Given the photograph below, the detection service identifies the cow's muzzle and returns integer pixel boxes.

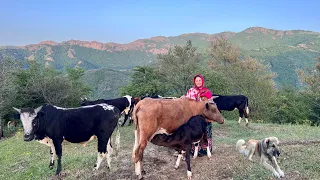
[24,134,35,141]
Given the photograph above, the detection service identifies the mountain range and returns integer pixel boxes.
[1,27,319,98]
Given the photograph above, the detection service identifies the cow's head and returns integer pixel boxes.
[12,106,43,141]
[123,95,134,114]
[202,101,224,124]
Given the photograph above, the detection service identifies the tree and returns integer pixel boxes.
[297,56,320,125]
[206,38,277,121]
[0,58,21,125]
[11,61,91,109]
[120,66,167,97]
[207,35,240,66]
[156,40,202,95]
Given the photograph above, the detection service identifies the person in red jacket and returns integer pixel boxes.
[181,74,213,156]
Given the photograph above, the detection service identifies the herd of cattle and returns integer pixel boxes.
[8,93,249,179]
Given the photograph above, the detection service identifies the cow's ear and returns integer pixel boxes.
[13,107,21,114]
[211,96,219,99]
[34,105,43,114]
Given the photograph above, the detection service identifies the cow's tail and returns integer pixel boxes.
[132,103,141,163]
[115,122,121,151]
[244,97,249,118]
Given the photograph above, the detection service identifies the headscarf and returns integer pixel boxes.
[192,74,212,100]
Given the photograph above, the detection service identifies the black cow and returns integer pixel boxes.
[150,115,210,180]
[212,94,249,126]
[80,95,135,127]
[13,103,121,175]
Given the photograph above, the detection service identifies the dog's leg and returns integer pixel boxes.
[247,144,255,161]
[261,158,281,178]
[271,156,284,178]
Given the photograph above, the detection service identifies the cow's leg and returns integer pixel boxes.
[105,138,113,169]
[53,139,63,175]
[192,142,199,159]
[174,150,185,169]
[49,146,56,168]
[238,110,244,125]
[134,140,147,179]
[244,108,249,126]
[133,132,149,179]
[185,145,192,180]
[129,117,133,126]
[37,138,56,169]
[132,129,142,177]
[94,139,108,170]
[205,138,212,159]
[121,114,129,127]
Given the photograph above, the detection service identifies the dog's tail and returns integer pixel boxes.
[236,139,249,156]
[7,121,12,129]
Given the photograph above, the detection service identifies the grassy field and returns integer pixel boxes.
[0,119,320,180]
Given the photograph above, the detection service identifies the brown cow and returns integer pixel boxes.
[132,97,224,179]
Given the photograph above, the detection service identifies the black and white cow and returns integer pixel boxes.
[150,115,210,180]
[212,94,249,126]
[80,95,135,127]
[13,103,121,175]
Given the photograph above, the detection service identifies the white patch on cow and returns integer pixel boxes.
[234,107,238,111]
[187,170,192,179]
[98,104,114,111]
[207,146,212,158]
[238,117,242,124]
[13,106,42,136]
[37,137,56,164]
[94,152,106,170]
[19,112,37,135]
[133,130,139,160]
[54,103,114,111]
[149,128,171,141]
[135,161,141,176]
[174,153,183,169]
[123,95,132,115]
[193,145,199,159]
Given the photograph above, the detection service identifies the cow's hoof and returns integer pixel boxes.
[49,162,54,169]
[137,174,143,180]
[245,123,249,127]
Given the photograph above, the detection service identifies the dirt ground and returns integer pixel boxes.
[80,127,316,180]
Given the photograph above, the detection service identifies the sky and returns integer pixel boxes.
[0,0,319,46]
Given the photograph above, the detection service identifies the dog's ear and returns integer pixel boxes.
[264,138,270,147]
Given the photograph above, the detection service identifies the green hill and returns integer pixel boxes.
[82,68,133,99]
[1,27,319,98]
